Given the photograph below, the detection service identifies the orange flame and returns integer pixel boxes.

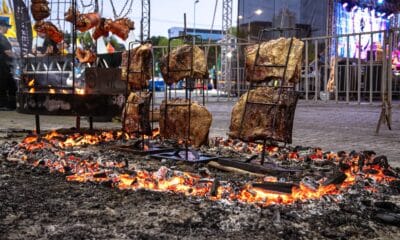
[14,133,399,208]
[28,79,35,87]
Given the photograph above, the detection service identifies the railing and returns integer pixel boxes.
[299,28,400,103]
[149,29,400,104]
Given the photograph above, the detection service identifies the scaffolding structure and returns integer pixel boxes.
[221,0,233,97]
[140,0,150,42]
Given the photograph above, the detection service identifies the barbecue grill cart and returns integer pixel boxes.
[17,0,126,133]
[235,28,302,164]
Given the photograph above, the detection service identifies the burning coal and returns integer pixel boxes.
[6,131,400,208]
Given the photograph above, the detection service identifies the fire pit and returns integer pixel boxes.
[1,128,399,239]
[17,54,126,117]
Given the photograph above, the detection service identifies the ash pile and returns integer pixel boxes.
[0,128,400,239]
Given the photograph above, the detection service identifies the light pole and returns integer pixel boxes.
[193,0,199,41]
[239,9,263,43]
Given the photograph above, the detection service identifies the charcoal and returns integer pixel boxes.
[337,151,347,158]
[374,202,400,212]
[93,172,107,178]
[252,182,298,194]
[301,176,319,191]
[198,167,211,178]
[217,158,300,176]
[322,172,347,186]
[375,212,400,226]
[382,169,398,178]
[365,169,379,174]
[210,178,220,197]
[339,161,351,171]
[370,155,389,169]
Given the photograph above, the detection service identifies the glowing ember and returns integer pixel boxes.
[28,79,35,87]
[10,132,400,208]
[75,88,85,95]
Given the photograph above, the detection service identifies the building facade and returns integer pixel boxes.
[237,0,329,40]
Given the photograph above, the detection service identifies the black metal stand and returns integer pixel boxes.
[238,28,300,165]
[151,33,216,163]
[120,39,173,155]
[35,115,40,134]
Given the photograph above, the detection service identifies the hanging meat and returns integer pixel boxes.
[245,37,304,83]
[65,7,100,32]
[104,18,134,41]
[34,21,63,43]
[122,92,152,135]
[76,48,96,63]
[159,99,212,148]
[228,87,299,143]
[31,0,50,21]
[159,45,208,85]
[92,18,109,40]
[121,43,152,90]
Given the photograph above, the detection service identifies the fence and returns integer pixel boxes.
[150,28,400,104]
[299,28,400,103]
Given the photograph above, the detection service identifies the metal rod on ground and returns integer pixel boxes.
[35,115,40,134]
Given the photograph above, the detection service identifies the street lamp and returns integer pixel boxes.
[193,0,199,43]
[239,9,263,42]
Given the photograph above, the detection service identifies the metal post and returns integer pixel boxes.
[369,33,373,104]
[314,40,319,101]
[335,36,339,103]
[89,116,93,130]
[216,46,220,101]
[346,35,350,103]
[236,44,240,98]
[388,31,393,108]
[357,33,361,104]
[35,115,40,134]
[324,38,328,102]
[305,40,309,101]
[76,116,80,130]
[247,21,250,43]
[381,31,387,103]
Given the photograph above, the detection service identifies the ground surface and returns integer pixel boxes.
[0,100,400,240]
